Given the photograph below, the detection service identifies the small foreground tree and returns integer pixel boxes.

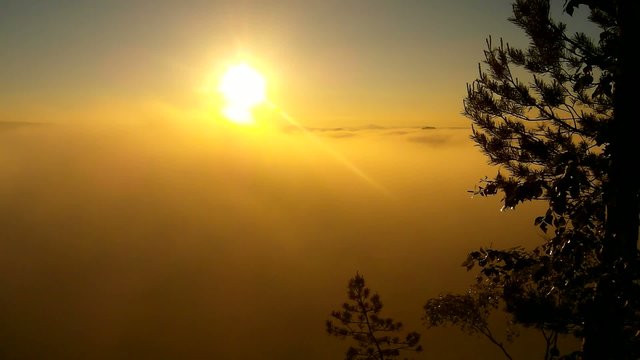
[326,273,422,360]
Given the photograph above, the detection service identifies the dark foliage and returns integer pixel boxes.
[327,273,422,360]
[424,280,517,359]
[428,0,640,359]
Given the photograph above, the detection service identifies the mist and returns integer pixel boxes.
[0,120,548,359]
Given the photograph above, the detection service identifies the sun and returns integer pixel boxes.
[218,63,267,124]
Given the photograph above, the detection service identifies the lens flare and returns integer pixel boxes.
[214,62,390,196]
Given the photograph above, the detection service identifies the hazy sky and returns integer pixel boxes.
[1,0,592,127]
[0,1,594,359]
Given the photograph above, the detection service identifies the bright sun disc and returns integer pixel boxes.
[218,63,266,124]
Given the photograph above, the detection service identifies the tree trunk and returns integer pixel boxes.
[582,1,640,358]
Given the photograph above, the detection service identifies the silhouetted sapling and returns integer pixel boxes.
[326,273,422,360]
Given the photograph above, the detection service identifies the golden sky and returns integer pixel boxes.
[1,0,529,128]
[0,1,596,359]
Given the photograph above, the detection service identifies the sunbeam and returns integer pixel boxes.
[266,101,393,198]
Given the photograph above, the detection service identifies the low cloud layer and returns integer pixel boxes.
[282,124,470,147]
[0,121,547,359]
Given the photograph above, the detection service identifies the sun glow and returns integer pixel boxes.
[218,63,267,124]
